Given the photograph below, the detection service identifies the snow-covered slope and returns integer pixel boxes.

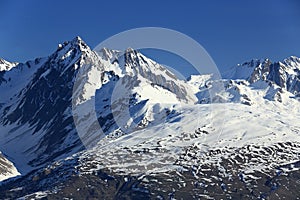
[72,44,197,148]
[75,99,299,174]
[223,57,300,97]
[0,152,20,181]
[0,36,299,199]
[0,58,18,72]
[192,57,300,105]
[0,37,89,174]
[0,36,198,178]
[2,99,299,199]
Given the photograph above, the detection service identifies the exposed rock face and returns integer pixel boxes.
[225,57,300,95]
[0,58,18,72]
[0,37,299,199]
[0,37,198,174]
[0,152,20,181]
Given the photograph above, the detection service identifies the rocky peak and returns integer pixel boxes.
[124,47,143,68]
[56,36,90,56]
[97,47,121,62]
[282,56,300,69]
[44,36,93,73]
[225,56,300,96]
[0,58,18,72]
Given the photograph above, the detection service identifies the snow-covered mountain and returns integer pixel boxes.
[192,57,300,105]
[0,58,18,72]
[0,36,198,173]
[0,37,299,199]
[0,152,20,181]
[224,56,300,94]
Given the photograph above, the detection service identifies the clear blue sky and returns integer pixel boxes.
[0,0,300,75]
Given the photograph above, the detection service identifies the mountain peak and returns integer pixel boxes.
[287,55,299,60]
[0,58,18,71]
[239,58,266,68]
[222,56,300,96]
[56,36,89,54]
[283,55,300,67]
[97,47,121,61]
[70,36,89,51]
[72,36,83,42]
[1,35,300,199]
[124,47,143,67]
[125,47,136,53]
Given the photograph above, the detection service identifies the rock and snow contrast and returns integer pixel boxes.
[0,36,299,199]
[0,58,18,72]
[0,152,20,181]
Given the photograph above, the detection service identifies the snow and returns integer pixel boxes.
[0,168,20,182]
[16,191,50,200]
[73,52,300,176]
[222,59,263,80]
[79,99,300,176]
[0,58,18,72]
[0,122,47,174]
[0,37,300,188]
[0,152,20,181]
[0,58,47,104]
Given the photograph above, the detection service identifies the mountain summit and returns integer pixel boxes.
[0,58,18,71]
[0,37,299,199]
[224,57,300,95]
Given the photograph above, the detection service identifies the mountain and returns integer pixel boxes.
[0,37,87,173]
[224,56,300,94]
[193,57,300,105]
[0,58,18,72]
[0,36,197,173]
[0,37,299,199]
[0,152,20,181]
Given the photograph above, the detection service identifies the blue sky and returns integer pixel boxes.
[0,0,300,76]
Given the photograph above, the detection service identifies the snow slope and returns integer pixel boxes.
[0,152,20,181]
[223,57,300,96]
[77,100,300,175]
[0,37,299,199]
[0,37,198,179]
[0,58,18,72]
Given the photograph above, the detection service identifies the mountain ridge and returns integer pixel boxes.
[0,36,299,199]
